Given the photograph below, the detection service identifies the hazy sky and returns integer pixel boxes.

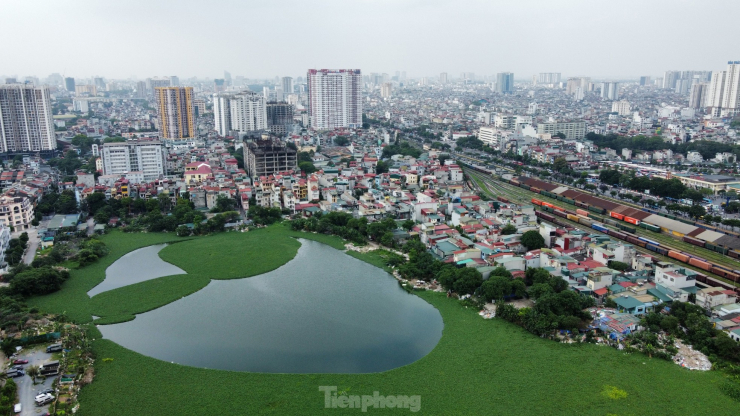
[1,0,738,80]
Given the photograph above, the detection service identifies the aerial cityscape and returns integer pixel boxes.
[0,0,740,415]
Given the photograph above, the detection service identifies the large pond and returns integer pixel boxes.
[88,244,186,297]
[99,239,444,373]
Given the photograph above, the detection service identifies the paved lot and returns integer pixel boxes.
[11,347,56,416]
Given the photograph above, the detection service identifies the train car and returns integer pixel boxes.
[553,205,566,212]
[654,246,669,256]
[588,206,606,214]
[604,218,618,227]
[579,218,593,227]
[626,236,647,247]
[531,198,543,205]
[531,187,541,193]
[646,243,659,253]
[592,223,608,233]
[576,208,589,217]
[575,201,588,209]
[729,250,740,259]
[668,250,690,263]
[617,224,637,234]
[610,230,628,240]
[567,214,580,222]
[610,212,625,220]
[554,210,567,219]
[563,198,575,205]
[643,223,661,233]
[497,196,510,203]
[711,266,732,278]
[638,237,660,246]
[683,236,706,247]
[624,216,641,226]
[689,257,712,271]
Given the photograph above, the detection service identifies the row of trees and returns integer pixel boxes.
[290,212,413,246]
[392,238,595,334]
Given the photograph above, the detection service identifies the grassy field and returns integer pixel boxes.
[28,225,350,324]
[26,231,183,323]
[27,224,738,415]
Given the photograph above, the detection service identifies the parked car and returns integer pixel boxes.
[46,344,62,353]
[35,393,54,406]
[13,403,21,413]
[39,388,54,395]
[6,369,24,378]
[12,359,28,365]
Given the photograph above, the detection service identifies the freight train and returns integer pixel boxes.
[532,199,740,294]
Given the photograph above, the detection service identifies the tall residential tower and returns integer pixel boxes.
[307,69,362,130]
[155,87,196,140]
[0,84,56,153]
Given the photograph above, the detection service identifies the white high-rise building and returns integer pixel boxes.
[601,82,619,100]
[706,61,740,117]
[380,82,392,99]
[230,91,268,134]
[307,69,362,130]
[689,83,708,109]
[611,100,631,116]
[721,61,740,116]
[213,93,233,137]
[101,139,166,181]
[281,77,293,95]
[0,84,56,153]
[538,73,561,84]
[439,72,448,84]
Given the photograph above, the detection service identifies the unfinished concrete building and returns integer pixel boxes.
[243,138,297,178]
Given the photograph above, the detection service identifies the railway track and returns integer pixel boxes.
[465,169,740,289]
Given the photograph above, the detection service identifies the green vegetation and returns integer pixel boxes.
[455,136,486,150]
[382,141,422,158]
[20,222,739,414]
[521,230,545,250]
[28,225,347,324]
[334,135,350,146]
[76,290,738,415]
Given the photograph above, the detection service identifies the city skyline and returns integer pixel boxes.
[1,0,738,79]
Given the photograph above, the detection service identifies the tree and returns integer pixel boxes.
[608,261,630,272]
[86,192,107,215]
[401,219,415,231]
[176,225,191,237]
[553,157,568,173]
[500,223,517,235]
[298,161,317,174]
[26,365,40,384]
[375,160,390,174]
[480,276,511,301]
[688,204,706,219]
[334,136,350,146]
[521,230,545,251]
[453,268,483,295]
[210,195,237,213]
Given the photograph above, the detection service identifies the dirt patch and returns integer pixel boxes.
[673,339,711,371]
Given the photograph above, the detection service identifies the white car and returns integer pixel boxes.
[13,403,21,413]
[35,393,55,406]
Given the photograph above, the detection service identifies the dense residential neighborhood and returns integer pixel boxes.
[1,37,740,416]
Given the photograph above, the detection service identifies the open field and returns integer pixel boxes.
[26,224,738,415]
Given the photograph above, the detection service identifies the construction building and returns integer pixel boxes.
[243,138,297,178]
